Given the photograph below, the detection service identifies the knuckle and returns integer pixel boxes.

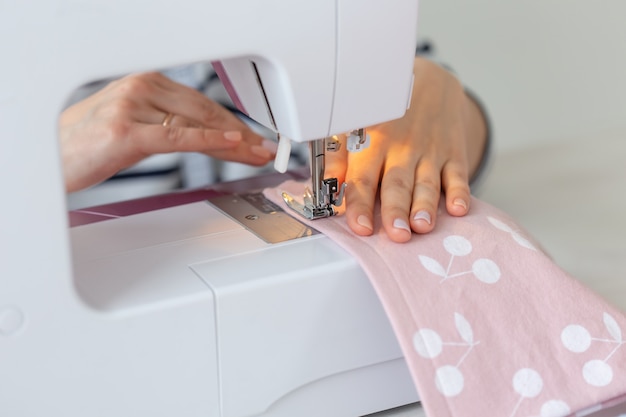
[110,97,137,117]
[166,126,184,145]
[119,73,156,96]
[446,183,471,197]
[108,120,131,140]
[442,164,470,188]
[348,176,377,192]
[446,164,466,178]
[100,122,132,152]
[417,176,440,193]
[386,176,413,194]
[96,93,138,120]
[200,101,224,126]
[413,182,441,207]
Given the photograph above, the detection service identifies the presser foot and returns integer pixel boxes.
[282,180,346,221]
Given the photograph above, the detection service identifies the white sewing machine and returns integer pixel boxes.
[1,1,420,416]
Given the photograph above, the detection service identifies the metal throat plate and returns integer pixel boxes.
[207,192,319,244]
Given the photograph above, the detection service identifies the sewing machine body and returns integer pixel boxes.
[65,183,419,416]
[1,0,419,414]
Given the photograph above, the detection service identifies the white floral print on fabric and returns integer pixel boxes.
[413,313,480,397]
[487,216,538,251]
[561,313,626,387]
[265,184,626,417]
[509,370,571,417]
[418,235,501,284]
[538,400,571,417]
[510,368,544,416]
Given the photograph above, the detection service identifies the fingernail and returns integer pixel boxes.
[413,210,431,225]
[262,139,278,154]
[250,145,273,159]
[393,218,411,233]
[224,131,242,142]
[453,198,468,210]
[357,215,373,231]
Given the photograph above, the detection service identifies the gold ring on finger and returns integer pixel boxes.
[161,113,175,127]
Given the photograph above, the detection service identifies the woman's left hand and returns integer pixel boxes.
[325,57,487,243]
[59,72,276,193]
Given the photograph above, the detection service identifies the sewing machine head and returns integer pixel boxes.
[211,3,419,219]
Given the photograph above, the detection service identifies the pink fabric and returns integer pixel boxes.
[265,181,626,417]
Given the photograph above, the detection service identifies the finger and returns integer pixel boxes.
[124,73,259,141]
[409,159,442,235]
[379,161,416,243]
[129,123,243,155]
[208,137,278,166]
[148,75,256,138]
[157,112,198,128]
[441,158,471,217]
[342,147,385,237]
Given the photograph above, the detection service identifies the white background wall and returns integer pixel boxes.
[418,0,626,152]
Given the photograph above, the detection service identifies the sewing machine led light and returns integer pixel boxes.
[326,135,342,152]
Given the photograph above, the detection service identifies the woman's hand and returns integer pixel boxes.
[326,57,488,243]
[60,72,276,192]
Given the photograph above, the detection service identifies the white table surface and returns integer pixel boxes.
[370,128,626,417]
